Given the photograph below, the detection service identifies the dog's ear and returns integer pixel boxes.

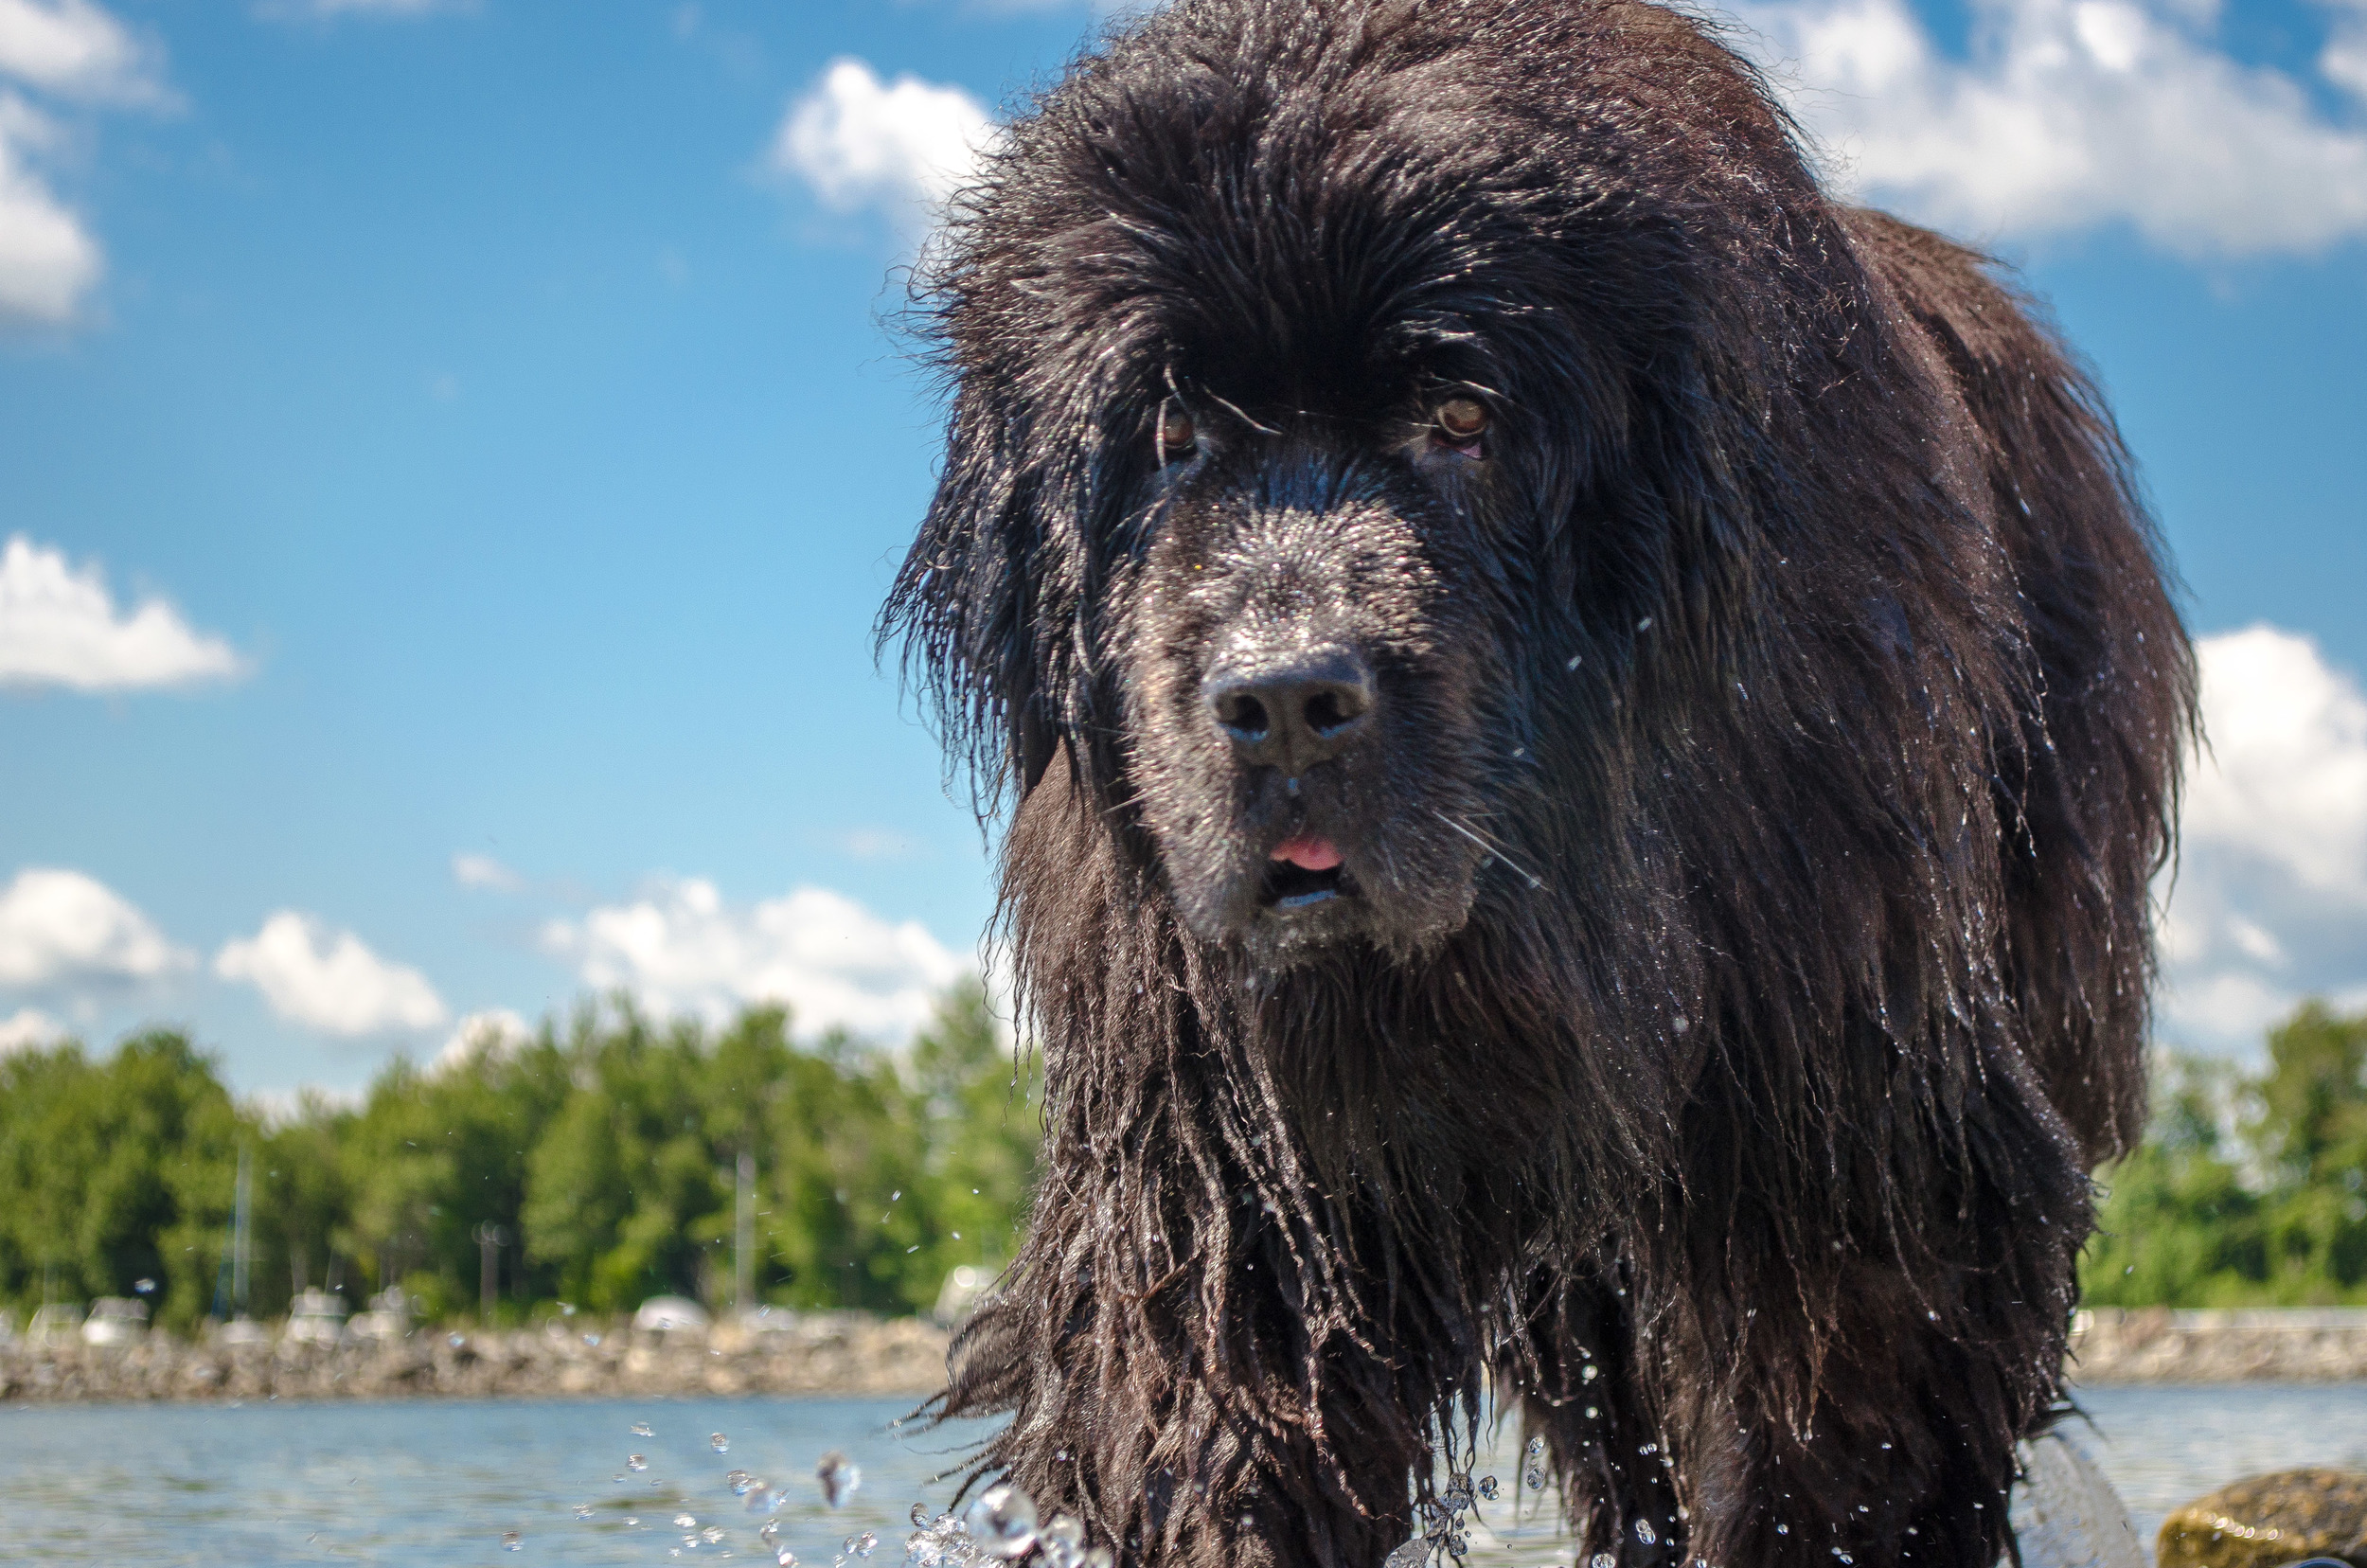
[881,383,1061,810]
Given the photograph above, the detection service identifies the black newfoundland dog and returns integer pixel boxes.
[884,2,2195,1564]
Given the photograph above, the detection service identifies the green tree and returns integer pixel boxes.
[0,1031,244,1332]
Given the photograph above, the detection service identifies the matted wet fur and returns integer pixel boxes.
[881,2,2195,1564]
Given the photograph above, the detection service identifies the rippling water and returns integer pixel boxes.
[1,1383,2360,1564]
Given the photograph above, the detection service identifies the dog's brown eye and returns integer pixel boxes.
[1434,397,1489,443]
[1158,402,1197,459]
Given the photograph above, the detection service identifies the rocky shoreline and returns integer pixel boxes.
[0,1310,952,1404]
[2070,1308,2367,1383]
[3,1307,2360,1405]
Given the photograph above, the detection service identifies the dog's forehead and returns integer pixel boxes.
[1016,87,1516,412]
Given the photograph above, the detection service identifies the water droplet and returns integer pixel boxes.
[575,1504,595,1521]
[710,1433,729,1453]
[778,1552,798,1568]
[1777,1523,1789,1536]
[503,1531,523,1551]
[1038,1512,1088,1568]
[703,1526,726,1544]
[1524,1465,1547,1490]
[1526,1436,1545,1457]
[561,1301,578,1315]
[816,1450,861,1506]
[1476,1475,1498,1501]
[1082,1549,1114,1568]
[1635,1519,1657,1545]
[1566,653,1584,671]
[1585,1407,1598,1419]
[1834,1553,1854,1564]
[627,1454,649,1471]
[853,1531,879,1559]
[1593,1555,1617,1568]
[1581,1362,1599,1381]
[632,1422,655,1438]
[675,1514,698,1529]
[964,1482,1041,1558]
[727,1470,752,1493]
[910,1505,931,1528]
[1443,1476,1473,1510]
[1638,616,1653,632]
[584,1332,602,1346]
[448,1333,466,1348]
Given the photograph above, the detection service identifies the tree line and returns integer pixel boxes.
[2085,1000,2367,1306]
[0,981,1038,1333]
[2,987,2361,1334]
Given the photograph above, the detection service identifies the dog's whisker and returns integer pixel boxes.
[1433,811,1546,891]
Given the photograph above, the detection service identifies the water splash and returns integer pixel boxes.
[818,1450,862,1507]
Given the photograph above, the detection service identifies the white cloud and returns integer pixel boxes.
[452,852,522,892]
[0,866,191,989]
[257,0,469,19]
[215,912,448,1037]
[0,2,170,326]
[2155,626,2367,1052]
[0,1006,65,1051]
[543,877,968,1042]
[2180,624,2367,900]
[768,58,992,231]
[0,94,97,322]
[0,0,166,104]
[1728,0,2367,256]
[431,1006,530,1075]
[0,534,247,691]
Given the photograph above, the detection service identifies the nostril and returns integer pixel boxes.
[1303,686,1367,737]
[1219,692,1272,739]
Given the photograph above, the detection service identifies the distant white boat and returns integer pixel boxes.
[632,1295,711,1333]
[283,1288,349,1346]
[26,1304,83,1348]
[215,1316,270,1348]
[346,1286,416,1343]
[80,1297,150,1346]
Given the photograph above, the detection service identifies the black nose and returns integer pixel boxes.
[1203,647,1376,774]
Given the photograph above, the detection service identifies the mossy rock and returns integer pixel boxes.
[2157,1469,2367,1568]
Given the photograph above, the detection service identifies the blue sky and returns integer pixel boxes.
[2,0,2363,1096]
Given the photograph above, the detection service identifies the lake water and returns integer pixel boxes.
[1,1384,2361,1565]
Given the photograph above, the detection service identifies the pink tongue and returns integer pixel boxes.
[1270,835,1344,872]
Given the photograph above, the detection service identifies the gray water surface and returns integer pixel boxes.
[1,1383,2360,1565]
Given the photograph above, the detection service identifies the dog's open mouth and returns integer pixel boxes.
[1263,835,1355,911]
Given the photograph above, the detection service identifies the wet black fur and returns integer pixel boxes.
[882,2,2196,1564]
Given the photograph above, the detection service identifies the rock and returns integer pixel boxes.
[2157,1469,2367,1568]
[2013,1432,2148,1568]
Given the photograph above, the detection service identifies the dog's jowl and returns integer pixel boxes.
[882,2,2195,1565]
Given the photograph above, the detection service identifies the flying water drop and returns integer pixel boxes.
[964,1483,1041,1559]
[816,1450,861,1506]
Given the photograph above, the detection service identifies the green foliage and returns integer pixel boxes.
[0,1031,243,1332]
[0,983,1041,1328]
[2084,1001,2367,1306]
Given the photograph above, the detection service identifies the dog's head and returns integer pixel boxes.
[888,0,1833,971]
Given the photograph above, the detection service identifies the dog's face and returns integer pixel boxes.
[893,5,1767,977]
[1114,383,1510,967]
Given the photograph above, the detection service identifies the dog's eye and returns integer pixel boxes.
[1433,397,1489,444]
[1158,402,1198,461]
